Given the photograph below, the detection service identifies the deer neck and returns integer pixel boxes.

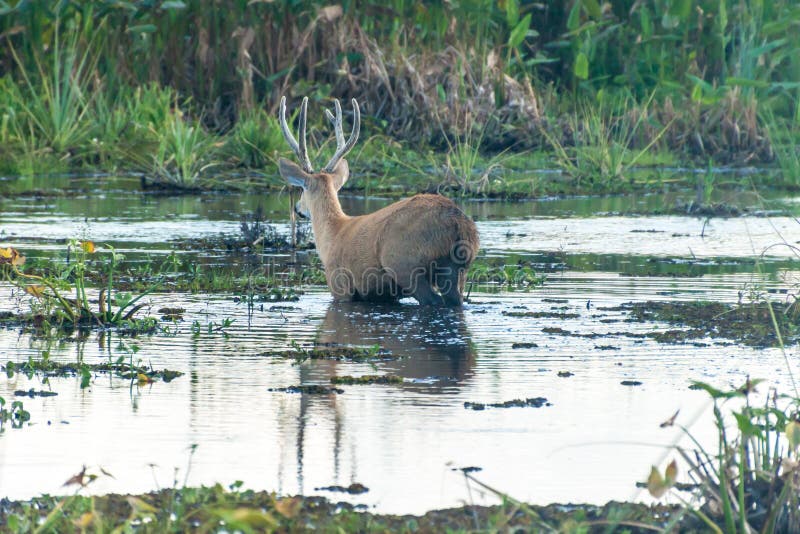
[308,181,347,265]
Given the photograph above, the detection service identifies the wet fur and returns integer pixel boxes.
[280,158,479,306]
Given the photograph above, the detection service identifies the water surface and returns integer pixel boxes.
[0,178,798,514]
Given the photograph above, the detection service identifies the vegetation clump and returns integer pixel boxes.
[0,243,161,332]
[3,357,183,384]
[314,483,369,495]
[0,483,704,533]
[502,310,580,319]
[330,375,403,385]
[260,343,391,363]
[268,385,344,395]
[464,397,550,410]
[617,300,800,347]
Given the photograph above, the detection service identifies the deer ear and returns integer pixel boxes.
[279,158,310,188]
[330,159,350,190]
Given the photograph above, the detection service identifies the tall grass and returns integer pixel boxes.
[225,109,285,169]
[763,110,800,187]
[541,93,672,189]
[0,0,798,181]
[6,23,96,163]
[149,111,219,189]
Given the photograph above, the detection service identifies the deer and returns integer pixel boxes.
[277,96,479,306]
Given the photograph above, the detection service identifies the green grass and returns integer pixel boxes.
[0,0,797,190]
[763,110,800,187]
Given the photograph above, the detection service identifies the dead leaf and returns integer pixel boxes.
[0,247,25,266]
[660,409,680,428]
[99,466,115,479]
[274,496,302,519]
[137,373,154,384]
[318,5,342,22]
[73,512,96,528]
[63,466,88,487]
[647,460,677,498]
[230,508,277,527]
[24,285,45,298]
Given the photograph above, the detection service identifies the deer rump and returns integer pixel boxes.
[324,194,479,306]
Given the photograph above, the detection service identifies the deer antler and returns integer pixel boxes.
[279,96,314,172]
[323,98,360,172]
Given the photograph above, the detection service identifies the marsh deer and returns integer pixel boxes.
[278,96,479,306]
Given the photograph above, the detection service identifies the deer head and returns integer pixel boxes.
[278,96,360,219]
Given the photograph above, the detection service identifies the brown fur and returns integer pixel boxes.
[280,158,479,306]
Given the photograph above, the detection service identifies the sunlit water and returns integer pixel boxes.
[0,180,798,514]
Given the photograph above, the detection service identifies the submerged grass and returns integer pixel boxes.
[615,300,800,347]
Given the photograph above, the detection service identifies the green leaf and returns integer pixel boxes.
[669,0,691,20]
[689,381,743,399]
[160,1,186,9]
[582,0,601,20]
[508,14,531,49]
[505,0,519,28]
[573,52,589,80]
[567,0,581,31]
[80,366,91,389]
[641,7,652,38]
[725,77,770,89]
[436,84,446,103]
[661,13,680,29]
[126,24,157,34]
[746,39,787,58]
[786,421,800,450]
[733,412,763,439]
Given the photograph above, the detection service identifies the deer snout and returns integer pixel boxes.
[294,200,309,220]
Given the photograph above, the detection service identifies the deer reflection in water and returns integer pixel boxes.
[308,301,476,386]
[276,301,475,495]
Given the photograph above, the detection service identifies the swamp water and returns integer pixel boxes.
[0,178,799,515]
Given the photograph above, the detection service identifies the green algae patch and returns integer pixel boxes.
[268,385,344,394]
[464,397,551,410]
[314,483,369,495]
[260,344,392,363]
[502,310,580,319]
[615,300,800,347]
[330,375,403,385]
